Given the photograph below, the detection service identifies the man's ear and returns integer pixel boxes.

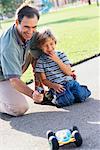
[15,19,19,27]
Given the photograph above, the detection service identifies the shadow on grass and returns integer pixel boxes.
[0,97,100,149]
[39,16,99,27]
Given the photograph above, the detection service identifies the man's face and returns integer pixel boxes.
[16,16,38,41]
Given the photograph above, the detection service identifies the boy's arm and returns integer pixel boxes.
[49,52,74,76]
[40,72,65,93]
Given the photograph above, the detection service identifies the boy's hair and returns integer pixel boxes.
[16,5,40,23]
[31,28,57,49]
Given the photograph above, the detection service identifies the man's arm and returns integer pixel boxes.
[10,78,33,98]
[10,77,44,103]
[22,52,33,73]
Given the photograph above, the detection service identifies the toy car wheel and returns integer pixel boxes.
[49,136,59,150]
[73,126,79,131]
[73,132,83,147]
[46,130,55,139]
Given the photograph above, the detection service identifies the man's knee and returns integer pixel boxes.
[12,104,29,116]
[0,102,29,116]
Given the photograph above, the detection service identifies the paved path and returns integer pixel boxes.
[0,57,100,150]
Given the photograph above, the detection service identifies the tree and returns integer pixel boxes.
[0,0,28,17]
[88,0,91,5]
[1,0,14,12]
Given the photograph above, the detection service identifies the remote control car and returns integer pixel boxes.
[46,126,83,150]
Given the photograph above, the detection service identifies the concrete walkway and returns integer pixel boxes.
[0,56,100,150]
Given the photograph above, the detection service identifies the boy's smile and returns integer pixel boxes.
[40,38,56,55]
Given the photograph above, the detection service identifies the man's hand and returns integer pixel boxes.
[32,90,44,103]
[52,83,65,93]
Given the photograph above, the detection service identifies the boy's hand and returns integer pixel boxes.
[71,70,76,80]
[49,52,60,63]
[52,83,65,93]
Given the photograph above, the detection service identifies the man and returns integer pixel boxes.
[0,5,43,116]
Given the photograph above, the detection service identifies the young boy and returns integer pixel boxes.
[31,29,91,107]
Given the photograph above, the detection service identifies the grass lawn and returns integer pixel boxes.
[0,4,100,82]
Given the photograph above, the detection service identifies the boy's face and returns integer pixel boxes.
[40,38,56,55]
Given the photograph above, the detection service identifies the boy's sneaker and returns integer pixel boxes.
[41,91,58,106]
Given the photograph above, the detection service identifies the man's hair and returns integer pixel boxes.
[16,5,40,23]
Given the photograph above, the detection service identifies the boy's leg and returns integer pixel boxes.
[56,83,75,107]
[70,80,91,102]
[0,81,29,116]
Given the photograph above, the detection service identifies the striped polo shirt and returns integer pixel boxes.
[35,51,73,84]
